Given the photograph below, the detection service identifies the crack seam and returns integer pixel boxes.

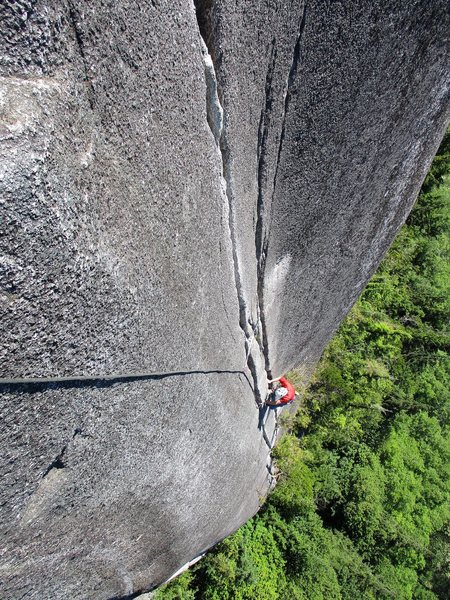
[254,3,308,379]
[273,4,308,201]
[255,38,278,378]
[194,3,266,406]
[68,2,96,109]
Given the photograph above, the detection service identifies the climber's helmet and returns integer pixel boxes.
[274,387,288,401]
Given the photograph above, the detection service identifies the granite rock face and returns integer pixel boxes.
[200,0,450,378]
[1,0,448,598]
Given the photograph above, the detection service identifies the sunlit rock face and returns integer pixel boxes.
[1,1,448,598]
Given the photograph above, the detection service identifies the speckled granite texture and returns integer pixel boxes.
[1,0,448,597]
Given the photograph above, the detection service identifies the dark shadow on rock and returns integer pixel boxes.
[258,403,278,450]
[258,404,269,431]
[0,369,254,394]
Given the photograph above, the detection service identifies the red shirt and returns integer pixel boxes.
[278,377,296,404]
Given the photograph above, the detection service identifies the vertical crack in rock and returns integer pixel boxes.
[273,4,308,197]
[68,2,95,109]
[194,1,266,405]
[255,38,277,378]
[255,3,308,377]
[199,36,223,147]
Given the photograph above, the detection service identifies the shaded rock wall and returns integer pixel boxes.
[1,0,449,598]
[201,0,449,378]
[262,0,450,376]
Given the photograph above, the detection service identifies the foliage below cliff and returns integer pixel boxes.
[155,130,450,600]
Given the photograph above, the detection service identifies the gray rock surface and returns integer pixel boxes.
[202,0,450,378]
[1,0,448,597]
[1,376,273,599]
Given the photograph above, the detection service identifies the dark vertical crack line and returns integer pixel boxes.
[199,34,223,146]
[277,6,308,186]
[255,38,277,378]
[193,1,265,406]
[256,3,308,378]
[273,4,308,201]
[220,136,262,404]
[193,0,214,55]
[68,2,95,109]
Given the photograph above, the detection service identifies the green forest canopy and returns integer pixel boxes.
[155,129,450,600]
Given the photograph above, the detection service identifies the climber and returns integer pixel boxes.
[265,375,298,406]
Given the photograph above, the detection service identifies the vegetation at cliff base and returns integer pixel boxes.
[154,130,450,600]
